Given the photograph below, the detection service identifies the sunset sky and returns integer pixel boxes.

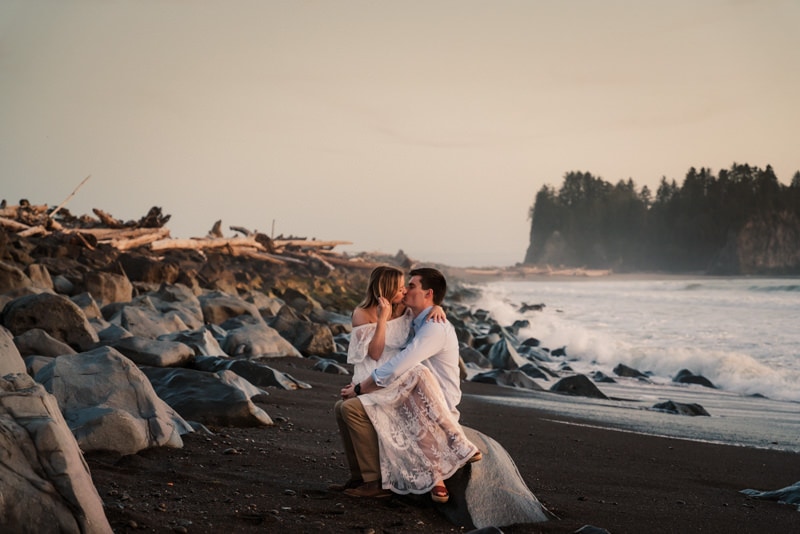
[2,1,798,266]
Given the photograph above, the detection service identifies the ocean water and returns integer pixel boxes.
[464,277,800,452]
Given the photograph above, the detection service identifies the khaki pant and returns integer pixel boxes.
[334,398,380,483]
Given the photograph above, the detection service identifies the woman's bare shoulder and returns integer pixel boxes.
[351,306,376,327]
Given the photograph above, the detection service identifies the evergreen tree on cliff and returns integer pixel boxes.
[524,163,800,275]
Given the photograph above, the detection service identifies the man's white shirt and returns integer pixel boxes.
[371,306,462,416]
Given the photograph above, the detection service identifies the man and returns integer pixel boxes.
[333,267,471,498]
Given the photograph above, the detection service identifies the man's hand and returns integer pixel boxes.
[341,383,357,399]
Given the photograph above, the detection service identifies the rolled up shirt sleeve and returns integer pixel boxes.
[371,322,444,387]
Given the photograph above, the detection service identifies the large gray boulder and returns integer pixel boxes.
[94,321,133,344]
[111,336,195,367]
[24,354,54,377]
[110,304,189,339]
[70,292,103,320]
[460,346,492,369]
[486,338,529,370]
[471,369,545,391]
[673,368,717,389]
[160,326,226,356]
[0,373,112,533]
[35,347,190,454]
[651,400,710,416]
[142,367,274,427]
[278,286,322,315]
[144,284,204,330]
[84,270,133,306]
[1,292,99,351]
[221,322,303,359]
[308,308,352,336]
[13,328,77,358]
[0,325,26,376]
[198,291,263,325]
[243,290,284,319]
[613,363,651,381]
[0,260,32,293]
[268,304,335,356]
[550,374,609,399]
[191,355,311,389]
[25,263,54,290]
[437,427,553,529]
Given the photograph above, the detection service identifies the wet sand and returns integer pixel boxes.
[86,356,800,534]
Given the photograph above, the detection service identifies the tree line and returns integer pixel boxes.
[524,163,800,273]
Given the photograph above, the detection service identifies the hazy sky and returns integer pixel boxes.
[2,1,798,267]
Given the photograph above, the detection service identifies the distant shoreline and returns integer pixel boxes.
[445,266,710,284]
[444,266,800,285]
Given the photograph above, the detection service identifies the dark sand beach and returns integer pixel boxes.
[86,356,800,534]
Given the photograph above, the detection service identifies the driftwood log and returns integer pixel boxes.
[150,236,263,252]
[314,252,382,270]
[0,217,31,232]
[106,228,171,251]
[1,202,367,269]
[274,239,351,250]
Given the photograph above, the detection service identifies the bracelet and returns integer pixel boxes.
[354,383,362,396]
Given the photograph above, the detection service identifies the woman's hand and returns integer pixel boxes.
[427,304,447,323]
[376,296,392,322]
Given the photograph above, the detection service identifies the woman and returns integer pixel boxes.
[346,266,478,503]
[348,266,416,384]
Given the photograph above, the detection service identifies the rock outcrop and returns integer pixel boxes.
[0,373,113,533]
[437,427,553,529]
[35,347,190,454]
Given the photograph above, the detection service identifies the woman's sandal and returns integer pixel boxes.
[431,484,449,503]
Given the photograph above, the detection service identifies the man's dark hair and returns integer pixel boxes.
[409,267,447,305]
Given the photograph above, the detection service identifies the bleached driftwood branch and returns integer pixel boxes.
[312,253,382,270]
[150,236,264,252]
[230,248,292,265]
[92,208,125,228]
[17,225,48,238]
[273,239,352,250]
[106,227,171,251]
[0,217,31,232]
[60,227,165,240]
[0,205,49,219]
[307,251,335,271]
[49,175,91,220]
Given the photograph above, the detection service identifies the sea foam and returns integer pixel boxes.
[468,278,800,403]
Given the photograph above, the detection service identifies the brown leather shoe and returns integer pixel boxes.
[343,480,392,499]
[328,478,363,492]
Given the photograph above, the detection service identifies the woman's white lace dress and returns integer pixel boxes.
[348,311,412,384]
[348,310,478,494]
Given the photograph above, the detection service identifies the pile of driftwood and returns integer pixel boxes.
[0,197,379,271]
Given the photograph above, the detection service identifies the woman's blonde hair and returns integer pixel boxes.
[358,266,404,309]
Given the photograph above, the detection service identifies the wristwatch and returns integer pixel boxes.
[354,383,362,396]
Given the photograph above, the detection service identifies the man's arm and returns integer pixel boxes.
[341,374,378,398]
[340,322,447,399]
[371,322,444,387]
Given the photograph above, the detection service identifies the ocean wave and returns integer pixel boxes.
[747,284,800,293]
[469,279,800,403]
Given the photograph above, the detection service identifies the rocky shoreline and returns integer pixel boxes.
[2,207,799,533]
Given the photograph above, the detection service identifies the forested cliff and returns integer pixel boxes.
[524,164,800,275]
